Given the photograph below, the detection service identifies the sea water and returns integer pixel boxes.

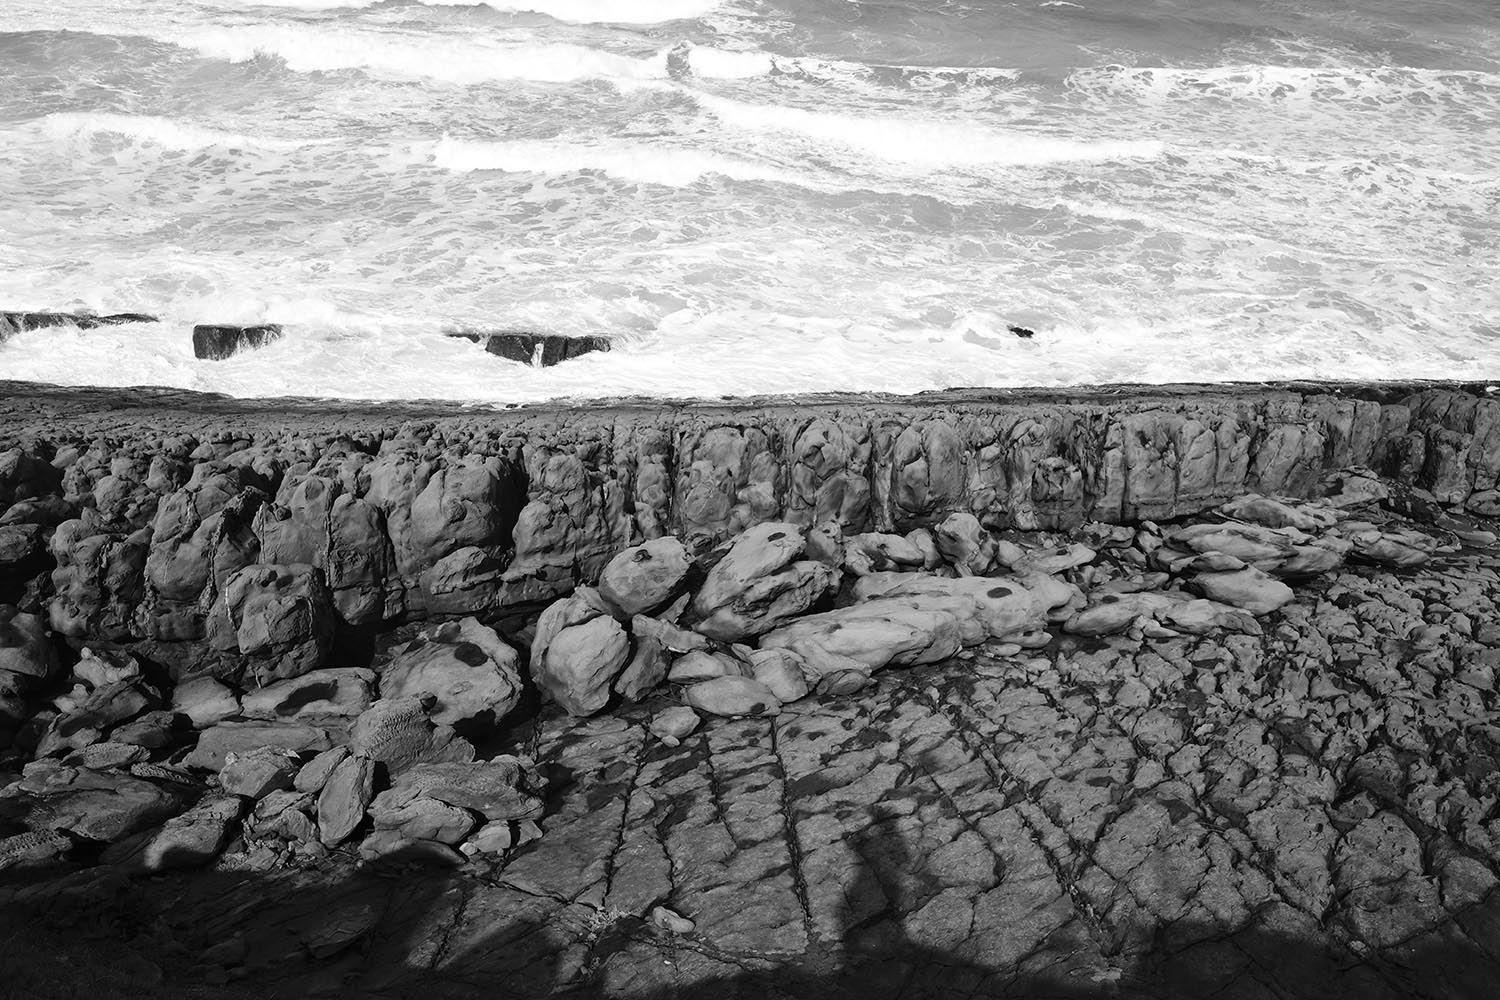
[0,0,1496,402]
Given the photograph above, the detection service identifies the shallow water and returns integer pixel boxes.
[1,0,1497,401]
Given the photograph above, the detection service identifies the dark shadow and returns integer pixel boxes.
[5,798,1500,1000]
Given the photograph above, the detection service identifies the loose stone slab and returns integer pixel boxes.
[445,331,611,366]
[193,324,285,360]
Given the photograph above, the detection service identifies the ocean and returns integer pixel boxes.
[0,0,1496,402]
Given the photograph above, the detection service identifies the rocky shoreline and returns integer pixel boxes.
[2,378,1500,998]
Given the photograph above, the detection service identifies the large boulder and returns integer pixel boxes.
[597,537,692,616]
[240,667,376,722]
[760,599,964,677]
[184,720,338,772]
[347,696,475,777]
[0,761,181,842]
[0,605,55,693]
[377,759,544,823]
[208,563,335,684]
[379,618,523,728]
[690,521,838,641]
[529,591,631,716]
[1191,567,1294,616]
[851,571,1080,645]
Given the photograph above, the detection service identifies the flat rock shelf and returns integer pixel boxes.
[1,378,1500,1000]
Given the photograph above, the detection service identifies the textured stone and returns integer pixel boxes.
[240,667,375,722]
[208,563,335,684]
[1193,567,1296,615]
[684,676,781,717]
[102,794,243,872]
[317,753,376,846]
[532,609,631,717]
[184,721,336,772]
[347,696,474,777]
[172,676,241,729]
[219,746,301,799]
[379,618,522,728]
[597,536,692,616]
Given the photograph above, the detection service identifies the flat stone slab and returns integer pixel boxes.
[193,324,284,361]
[446,331,611,366]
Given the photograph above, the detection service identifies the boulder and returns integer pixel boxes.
[357,832,465,867]
[192,323,284,361]
[36,677,158,757]
[531,603,631,717]
[691,522,807,621]
[376,758,544,823]
[109,710,180,748]
[0,762,180,842]
[631,613,710,653]
[72,648,141,689]
[0,311,157,335]
[649,706,700,744]
[317,753,376,846]
[1191,568,1295,616]
[761,599,964,677]
[208,563,335,684]
[0,606,54,691]
[447,331,611,366]
[184,720,337,772]
[843,532,927,576]
[369,793,475,844]
[240,667,376,722]
[667,650,744,684]
[249,789,317,842]
[172,676,241,729]
[749,649,811,703]
[1161,599,1262,636]
[597,537,692,616]
[347,696,475,777]
[102,794,243,872]
[684,677,781,718]
[379,618,522,728]
[219,746,300,799]
[293,745,350,794]
[851,572,1078,644]
[932,513,993,575]
[1063,592,1178,637]
[613,633,669,702]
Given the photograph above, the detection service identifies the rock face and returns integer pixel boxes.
[446,331,611,366]
[530,591,632,716]
[0,312,157,341]
[192,324,285,360]
[0,382,1495,681]
[208,563,335,684]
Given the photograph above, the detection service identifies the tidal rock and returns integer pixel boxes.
[377,758,544,823]
[0,762,180,842]
[0,606,54,690]
[631,613,710,653]
[667,650,744,683]
[293,745,350,794]
[102,794,243,873]
[379,618,522,728]
[1063,592,1178,637]
[614,633,669,702]
[36,677,158,757]
[369,793,475,844]
[447,331,611,366]
[684,676,781,718]
[240,667,375,722]
[109,710,179,748]
[219,746,300,799]
[466,818,541,855]
[0,829,72,872]
[62,742,148,770]
[844,532,928,576]
[1162,521,1349,577]
[172,676,241,729]
[933,512,994,576]
[1161,599,1263,636]
[184,720,336,772]
[72,647,141,689]
[347,696,475,777]
[357,832,466,867]
[1191,567,1295,615]
[650,906,696,935]
[249,789,317,842]
[0,311,157,336]
[597,536,692,616]
[691,522,807,620]
[851,572,1079,645]
[317,753,376,846]
[749,648,811,703]
[208,563,335,684]
[192,323,284,361]
[649,706,700,744]
[531,602,631,717]
[761,599,964,677]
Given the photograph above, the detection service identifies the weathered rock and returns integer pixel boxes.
[761,599,964,677]
[71,647,142,689]
[192,323,284,361]
[62,741,148,770]
[1064,592,1178,636]
[36,677,158,757]
[932,512,994,575]
[850,572,1079,645]
[379,618,522,727]
[317,753,376,846]
[844,531,928,576]
[240,667,376,722]
[0,605,54,690]
[172,676,241,729]
[447,331,611,366]
[1221,493,1339,531]
[219,746,300,799]
[532,609,631,717]
[648,705,700,744]
[357,831,465,867]
[1161,598,1263,636]
[102,794,243,872]
[293,745,349,794]
[376,758,544,823]
[108,710,179,748]
[1346,524,1438,567]
[667,650,744,684]
[684,676,781,718]
[1192,567,1295,615]
[692,522,807,620]
[346,696,474,777]
[631,612,710,653]
[749,648,811,703]
[614,633,669,702]
[597,536,692,616]
[0,762,180,842]
[184,720,337,771]
[694,559,837,642]
[208,563,335,684]
[0,829,72,872]
[248,788,318,842]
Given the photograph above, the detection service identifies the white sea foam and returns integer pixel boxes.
[1067,62,1500,108]
[419,135,810,186]
[34,113,318,152]
[218,0,720,23]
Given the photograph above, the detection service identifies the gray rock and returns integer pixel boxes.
[533,612,631,717]
[317,753,375,846]
[102,794,243,872]
[667,650,744,684]
[0,761,180,842]
[648,706,700,743]
[240,667,375,722]
[219,746,300,799]
[293,745,350,794]
[1192,567,1295,615]
[379,618,522,727]
[684,676,781,718]
[208,563,335,684]
[597,536,692,616]
[614,633,669,702]
[184,720,337,772]
[347,696,474,777]
[172,676,241,729]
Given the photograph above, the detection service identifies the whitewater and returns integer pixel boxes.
[0,0,1496,402]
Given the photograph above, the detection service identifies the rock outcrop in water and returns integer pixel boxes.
[446,331,612,365]
[192,324,286,361]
